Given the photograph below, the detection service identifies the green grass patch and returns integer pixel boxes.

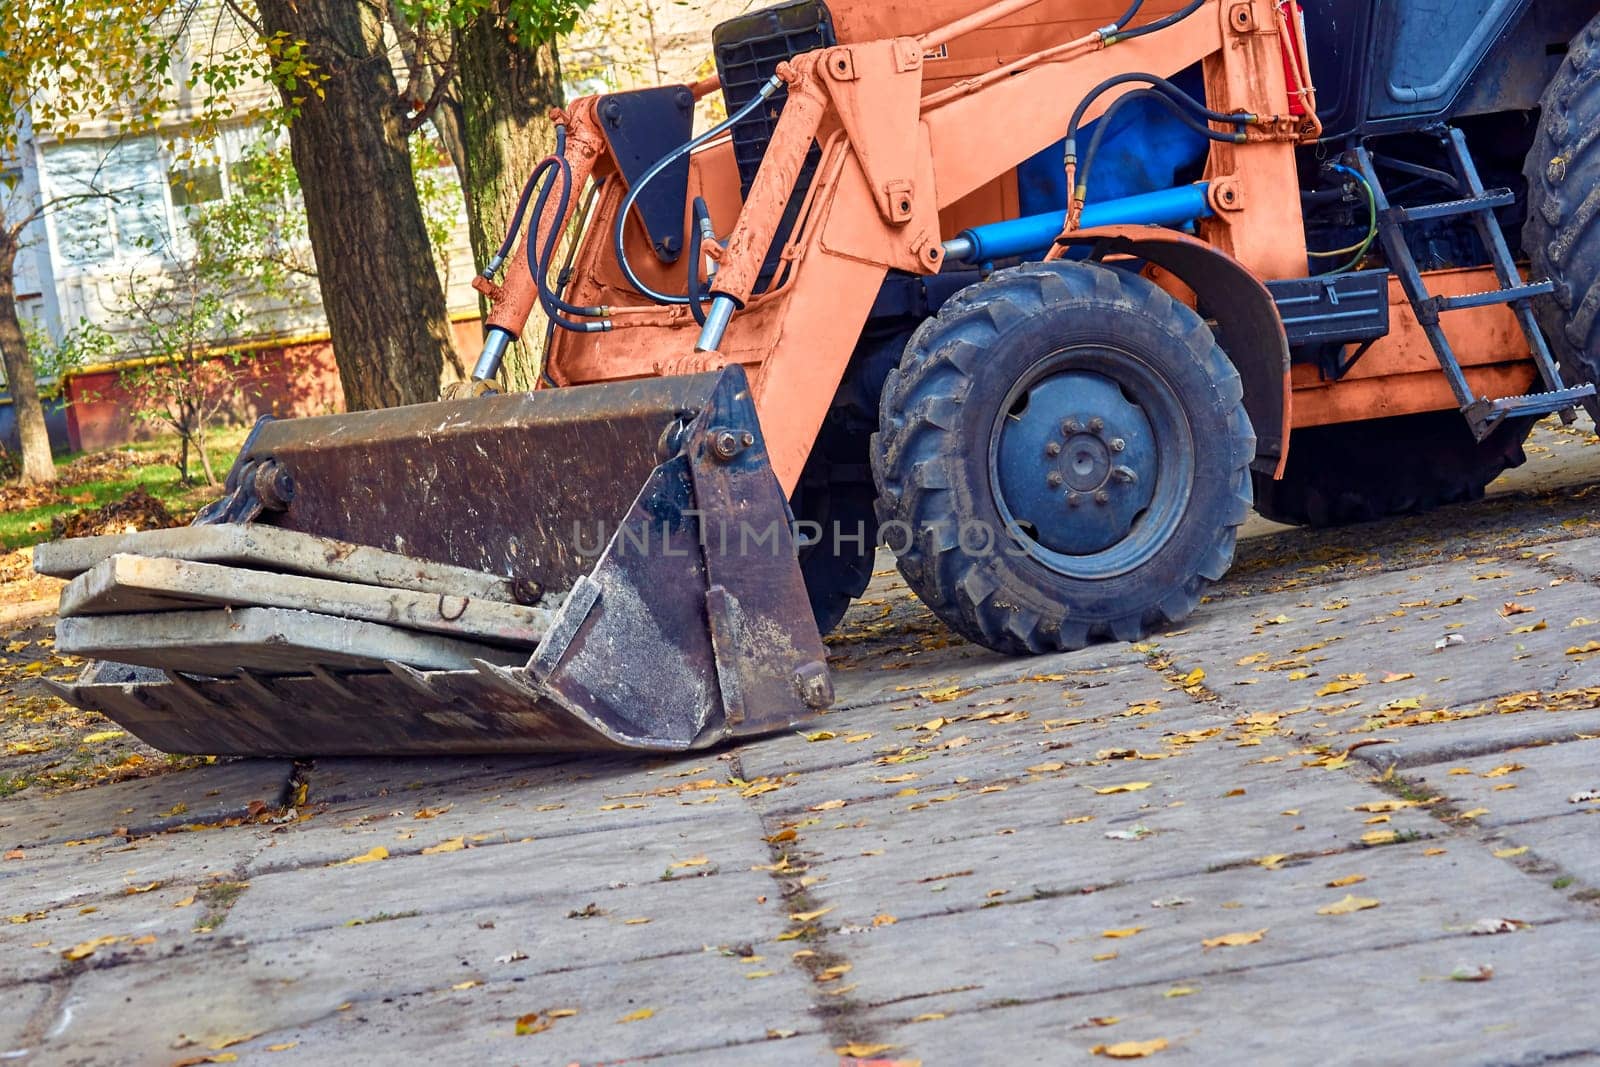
[0,427,250,552]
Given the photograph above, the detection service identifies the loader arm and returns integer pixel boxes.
[524,0,1310,492]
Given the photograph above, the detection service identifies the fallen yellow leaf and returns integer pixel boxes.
[1255,854,1289,870]
[1482,764,1523,778]
[623,917,651,925]
[1202,929,1266,949]
[1352,799,1424,813]
[341,846,389,865]
[452,980,481,991]
[835,1044,896,1057]
[1493,846,1528,859]
[1093,951,1119,961]
[668,855,709,870]
[1361,830,1398,846]
[1027,762,1065,774]
[208,1033,261,1052]
[516,1012,553,1036]
[790,907,833,922]
[1317,894,1380,915]
[421,838,465,855]
[266,1043,298,1053]
[1102,926,1145,939]
[1092,1038,1169,1058]
[1326,874,1366,888]
[618,1008,655,1024]
[1459,808,1490,821]
[803,730,837,742]
[1093,782,1153,795]
[1164,986,1197,998]
[872,914,897,926]
[81,730,125,744]
[61,935,123,961]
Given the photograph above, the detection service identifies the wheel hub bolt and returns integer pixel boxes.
[1067,492,1083,508]
[1094,489,1111,505]
[1046,471,1064,489]
[1111,465,1138,485]
[1109,438,1126,452]
[1062,418,1083,435]
[1088,417,1105,433]
[1045,442,1062,457]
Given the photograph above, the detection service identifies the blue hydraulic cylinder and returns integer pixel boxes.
[945,183,1214,264]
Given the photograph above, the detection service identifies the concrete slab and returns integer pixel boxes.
[33,523,520,601]
[58,606,525,673]
[0,759,291,849]
[816,840,1577,1016]
[60,555,546,645]
[1403,737,1600,828]
[1487,811,1600,889]
[29,912,821,1066]
[0,983,53,1057]
[865,918,1600,1065]
[222,803,774,940]
[1352,703,1600,770]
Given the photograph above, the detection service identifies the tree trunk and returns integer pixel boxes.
[455,6,565,393]
[0,237,57,484]
[255,0,461,410]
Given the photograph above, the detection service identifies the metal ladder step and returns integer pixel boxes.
[1389,189,1515,224]
[1471,384,1597,424]
[1428,280,1555,314]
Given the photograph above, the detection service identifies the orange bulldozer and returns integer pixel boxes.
[39,0,1600,753]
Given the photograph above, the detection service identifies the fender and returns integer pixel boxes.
[1051,225,1292,479]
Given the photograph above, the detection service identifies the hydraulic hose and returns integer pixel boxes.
[1067,73,1253,159]
[483,125,568,280]
[518,153,610,333]
[1063,73,1256,217]
[686,196,714,327]
[1106,0,1206,42]
[1077,88,1245,202]
[613,74,784,306]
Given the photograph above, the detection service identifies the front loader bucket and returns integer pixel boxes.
[37,366,834,756]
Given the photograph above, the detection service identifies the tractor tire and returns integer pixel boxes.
[872,262,1254,655]
[1525,11,1600,424]
[1251,411,1535,528]
[793,474,876,636]
[793,331,907,635]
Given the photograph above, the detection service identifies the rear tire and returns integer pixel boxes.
[793,331,907,635]
[1252,411,1535,528]
[1525,11,1600,424]
[872,262,1254,655]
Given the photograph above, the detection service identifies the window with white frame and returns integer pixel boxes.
[40,126,278,271]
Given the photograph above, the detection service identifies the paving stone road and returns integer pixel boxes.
[4,419,1600,1065]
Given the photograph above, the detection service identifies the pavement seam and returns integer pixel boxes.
[730,749,888,1060]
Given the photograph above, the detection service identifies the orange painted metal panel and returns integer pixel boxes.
[1290,268,1538,428]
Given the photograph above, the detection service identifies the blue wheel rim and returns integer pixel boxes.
[989,346,1195,580]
